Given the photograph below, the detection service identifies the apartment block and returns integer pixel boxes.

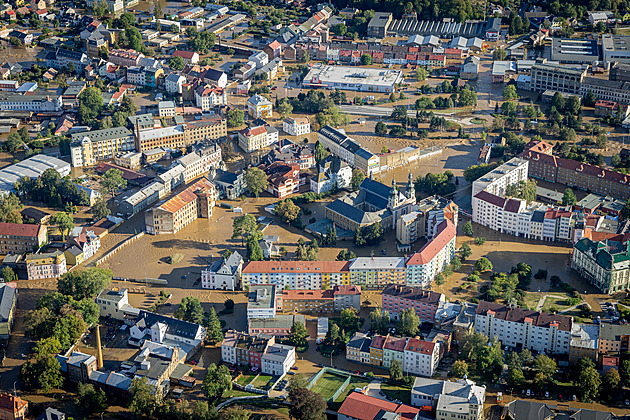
[109,49,144,67]
[382,285,444,322]
[471,157,529,197]
[70,127,135,167]
[0,222,47,254]
[25,251,67,280]
[241,260,350,290]
[247,284,277,319]
[144,177,215,235]
[403,338,439,377]
[237,122,278,153]
[281,285,361,313]
[475,301,572,354]
[194,85,227,111]
[405,220,457,286]
[222,330,295,376]
[282,116,311,136]
[348,257,406,289]
[411,377,485,420]
[530,63,586,94]
[396,195,458,246]
[318,125,379,175]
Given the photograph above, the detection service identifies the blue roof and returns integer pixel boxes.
[360,178,392,200]
[327,199,368,224]
[355,148,375,161]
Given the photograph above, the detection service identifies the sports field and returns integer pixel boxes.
[310,373,349,400]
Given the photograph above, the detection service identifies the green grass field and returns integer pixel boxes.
[381,383,412,405]
[251,374,272,388]
[236,373,255,386]
[310,373,348,400]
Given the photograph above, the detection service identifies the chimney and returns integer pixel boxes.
[96,324,104,369]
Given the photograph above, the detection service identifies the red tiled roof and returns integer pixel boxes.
[476,300,572,331]
[504,198,522,213]
[282,289,333,300]
[153,178,214,214]
[383,336,407,352]
[243,260,350,274]
[404,337,435,354]
[370,334,386,350]
[240,126,267,137]
[267,40,281,50]
[333,284,361,295]
[337,392,419,420]
[174,50,197,59]
[474,190,506,207]
[0,222,42,238]
[406,220,456,265]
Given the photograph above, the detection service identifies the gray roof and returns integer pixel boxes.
[0,283,16,322]
[70,126,132,143]
[97,288,127,304]
[37,408,66,420]
[249,314,305,330]
[136,310,205,340]
[506,400,554,420]
[249,284,276,309]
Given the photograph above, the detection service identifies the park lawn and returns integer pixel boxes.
[221,389,260,399]
[310,373,348,401]
[523,293,541,310]
[252,374,272,389]
[542,297,568,313]
[236,373,256,386]
[381,383,412,405]
[562,305,594,324]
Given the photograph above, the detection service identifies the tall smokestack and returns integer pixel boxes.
[96,324,104,369]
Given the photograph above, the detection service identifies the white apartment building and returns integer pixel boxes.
[411,377,485,420]
[201,251,243,290]
[406,220,457,286]
[0,92,62,112]
[249,51,269,69]
[261,344,295,376]
[70,127,135,167]
[475,301,572,354]
[175,150,218,183]
[195,85,227,111]
[318,125,379,175]
[471,157,529,197]
[310,155,352,194]
[158,100,176,117]
[283,117,311,136]
[95,288,139,321]
[247,285,277,319]
[403,338,439,377]
[237,123,279,153]
[221,330,239,364]
[165,73,186,94]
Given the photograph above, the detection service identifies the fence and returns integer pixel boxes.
[95,232,144,266]
[329,374,352,403]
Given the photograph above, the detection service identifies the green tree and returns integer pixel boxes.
[289,321,308,347]
[168,56,185,71]
[51,211,74,240]
[577,365,601,402]
[77,87,103,125]
[351,169,365,191]
[314,141,328,164]
[459,243,472,260]
[92,197,110,220]
[247,239,263,261]
[601,368,620,401]
[20,354,64,392]
[231,214,259,246]
[174,296,204,324]
[245,167,268,198]
[101,168,127,196]
[58,268,112,300]
[458,87,477,107]
[1,266,17,282]
[620,359,630,385]
[360,53,372,65]
[288,386,327,420]
[533,354,557,386]
[450,360,468,378]
[206,307,223,343]
[76,382,107,413]
[596,134,607,149]
[275,199,301,224]
[502,85,518,100]
[278,98,293,118]
[562,188,577,206]
[462,221,474,236]
[326,323,340,345]
[399,308,420,336]
[390,359,403,381]
[451,257,462,271]
[5,133,23,153]
[129,378,158,417]
[415,67,428,81]
[474,257,493,272]
[339,308,359,332]
[508,367,525,388]
[227,108,244,128]
[202,363,232,400]
[375,121,388,135]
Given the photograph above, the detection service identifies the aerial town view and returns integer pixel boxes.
[5,0,630,419]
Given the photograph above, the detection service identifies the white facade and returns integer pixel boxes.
[201,251,243,290]
[195,86,227,111]
[310,156,352,194]
[261,344,295,376]
[249,51,269,69]
[95,288,138,321]
[247,285,277,319]
[403,339,439,377]
[165,74,186,94]
[405,221,457,286]
[471,157,529,197]
[220,330,239,365]
[283,117,311,136]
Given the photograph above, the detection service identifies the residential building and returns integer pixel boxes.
[405,220,457,286]
[348,257,406,289]
[165,73,186,94]
[403,338,439,377]
[318,126,379,175]
[260,139,315,170]
[201,251,243,290]
[57,351,97,383]
[572,237,630,294]
[70,127,135,167]
[241,260,350,290]
[0,283,17,342]
[210,168,247,200]
[383,335,407,368]
[264,40,282,60]
[0,393,27,420]
[95,288,139,322]
[194,85,227,111]
[471,157,529,197]
[144,178,215,235]
[0,223,47,254]
[25,251,66,280]
[369,334,386,366]
[221,330,295,375]
[46,48,89,72]
[37,408,65,420]
[337,392,420,420]
[569,323,599,365]
[411,377,485,420]
[234,62,256,80]
[311,155,352,194]
[129,310,206,360]
[475,301,573,354]
[530,63,587,95]
[598,322,630,355]
[262,161,299,198]
[382,285,444,322]
[109,49,144,67]
[325,176,416,233]
[283,117,311,136]
[346,332,372,364]
[247,285,277,319]
[249,51,269,69]
[248,94,273,119]
[261,343,295,376]
[396,195,458,246]
[255,58,282,81]
[173,50,199,65]
[248,314,305,337]
[281,285,361,313]
[115,151,142,169]
[183,118,227,145]
[0,92,62,112]
[201,68,228,88]
[238,122,278,153]
[503,400,621,420]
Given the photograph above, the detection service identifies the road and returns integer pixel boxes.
[337,105,475,125]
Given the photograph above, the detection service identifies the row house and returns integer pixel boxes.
[237,122,278,153]
[241,261,351,290]
[405,220,457,286]
[475,301,572,354]
[280,285,361,313]
[348,257,406,289]
[381,285,444,322]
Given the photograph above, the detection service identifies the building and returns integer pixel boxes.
[579,77,630,105]
[264,40,282,60]
[37,408,66,420]
[194,85,227,111]
[283,117,310,136]
[115,151,142,169]
[403,338,439,377]
[57,351,97,383]
[598,322,630,355]
[383,335,408,368]
[247,94,273,119]
[303,63,403,93]
[247,284,277,319]
[281,285,361,313]
[551,38,599,63]
[0,155,70,196]
[70,127,135,167]
[262,161,300,198]
[405,220,457,286]
[0,283,17,342]
[602,34,630,64]
[326,176,416,233]
[503,400,621,420]
[249,51,269,69]
[0,393,27,420]
[109,49,144,67]
[129,310,206,360]
[382,285,444,322]
[165,73,186,94]
[173,50,199,64]
[396,196,458,246]
[241,260,350,290]
[261,139,314,170]
[318,126,379,175]
[95,288,139,322]
[346,332,372,364]
[221,331,296,375]
[572,237,630,294]
[472,157,529,197]
[46,48,89,72]
[0,223,47,254]
[610,62,630,82]
[248,314,305,337]
[311,155,352,194]
[201,251,243,290]
[569,323,599,365]
[144,178,215,235]
[337,392,420,420]
[238,122,279,153]
[25,251,67,280]
[411,377,485,420]
[475,301,573,354]
[348,257,406,289]
[0,92,62,112]
[460,56,480,79]
[530,63,587,95]
[210,168,247,200]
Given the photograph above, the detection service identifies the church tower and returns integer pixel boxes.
[388,178,398,209]
[406,172,415,202]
